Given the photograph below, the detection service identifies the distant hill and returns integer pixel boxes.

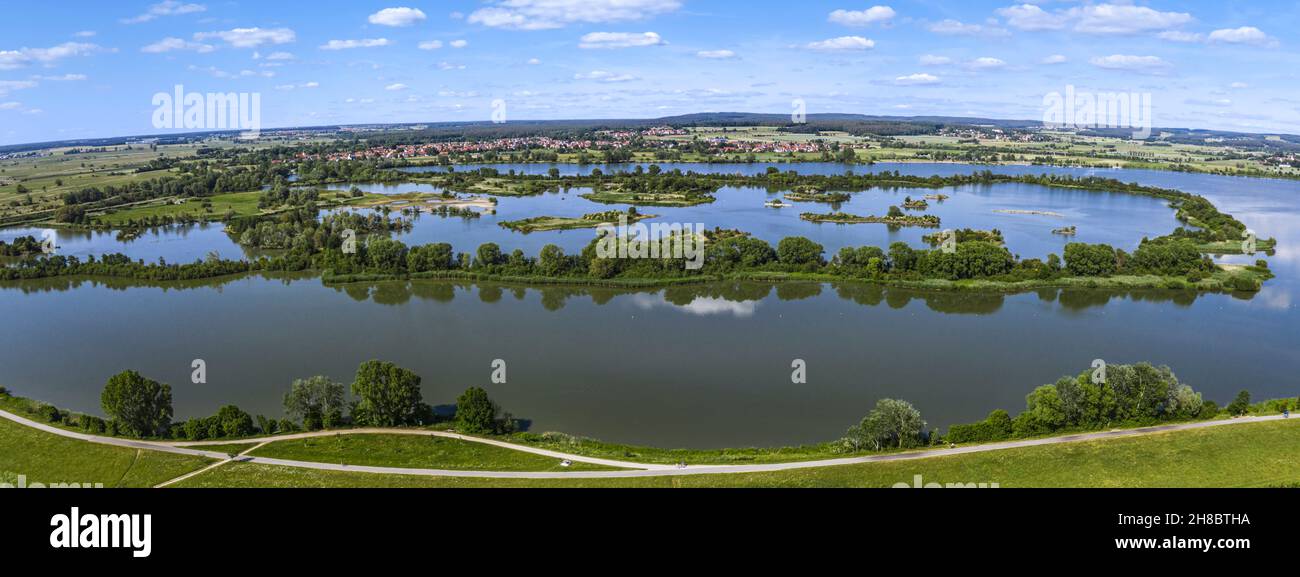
[3,112,1297,153]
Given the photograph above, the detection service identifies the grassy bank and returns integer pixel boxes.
[170,418,1300,488]
[246,434,622,472]
[0,416,213,488]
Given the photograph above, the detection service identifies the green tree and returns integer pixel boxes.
[776,236,825,270]
[476,243,503,268]
[350,360,423,427]
[214,405,254,438]
[283,376,347,430]
[366,238,408,274]
[455,387,500,434]
[847,398,926,450]
[1226,390,1251,416]
[100,370,173,438]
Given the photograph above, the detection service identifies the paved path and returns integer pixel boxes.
[2,407,1293,481]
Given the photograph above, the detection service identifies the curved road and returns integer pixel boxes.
[1,407,1292,481]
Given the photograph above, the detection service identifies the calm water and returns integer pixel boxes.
[1,162,1296,448]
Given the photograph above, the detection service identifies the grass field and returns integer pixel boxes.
[0,416,213,488]
[170,418,1300,488]
[245,434,622,472]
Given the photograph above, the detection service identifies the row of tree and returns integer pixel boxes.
[94,361,513,441]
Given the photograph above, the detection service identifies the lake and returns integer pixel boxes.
[1,162,1296,448]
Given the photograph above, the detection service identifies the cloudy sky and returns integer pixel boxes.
[2,0,1299,145]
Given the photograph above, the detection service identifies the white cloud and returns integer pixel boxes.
[696,49,736,59]
[0,101,22,110]
[418,40,444,50]
[1229,82,1249,89]
[919,54,951,66]
[73,31,96,38]
[122,1,206,25]
[527,58,542,65]
[437,61,466,70]
[320,38,392,50]
[368,7,427,27]
[1068,4,1191,35]
[265,51,295,61]
[968,57,1006,69]
[449,40,469,49]
[997,4,1065,31]
[997,3,1193,36]
[196,28,296,49]
[578,32,664,49]
[0,42,104,70]
[928,19,1008,37]
[1041,54,1067,64]
[1090,54,1170,73]
[894,72,940,85]
[805,36,875,51]
[276,81,320,91]
[1208,27,1276,46]
[33,73,87,81]
[1158,30,1204,43]
[468,0,681,30]
[385,83,408,91]
[574,70,638,82]
[142,37,214,53]
[0,80,38,95]
[828,6,895,27]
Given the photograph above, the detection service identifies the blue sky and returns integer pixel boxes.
[2,0,1299,145]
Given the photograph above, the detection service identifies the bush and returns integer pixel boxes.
[945,409,1014,443]
[455,387,500,435]
[183,418,207,441]
[1226,390,1251,416]
[35,403,61,423]
[0,386,9,397]
[215,405,255,438]
[80,416,107,434]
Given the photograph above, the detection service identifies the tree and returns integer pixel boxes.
[214,405,254,438]
[100,370,173,438]
[1226,390,1251,416]
[366,238,408,274]
[455,387,500,434]
[407,242,454,272]
[538,244,567,276]
[776,237,824,270]
[1063,243,1118,277]
[350,360,423,427]
[847,399,926,450]
[476,243,503,268]
[283,376,347,430]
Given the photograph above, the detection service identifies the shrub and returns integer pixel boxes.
[455,387,500,435]
[215,405,254,438]
[80,415,107,434]
[1226,390,1251,416]
[35,403,61,423]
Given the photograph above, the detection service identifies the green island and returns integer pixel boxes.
[783,186,852,203]
[922,228,1005,246]
[499,208,655,233]
[802,208,942,227]
[0,166,1278,296]
[901,196,929,210]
